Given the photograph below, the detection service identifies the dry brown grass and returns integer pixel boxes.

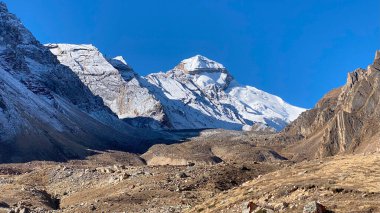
[188,154,380,213]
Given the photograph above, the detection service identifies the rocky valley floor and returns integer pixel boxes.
[0,150,281,213]
[1,150,380,213]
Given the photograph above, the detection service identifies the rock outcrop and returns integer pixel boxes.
[282,51,380,159]
[303,201,327,213]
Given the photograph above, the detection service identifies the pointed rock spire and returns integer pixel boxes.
[371,50,380,72]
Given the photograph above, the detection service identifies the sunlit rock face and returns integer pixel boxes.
[283,50,380,159]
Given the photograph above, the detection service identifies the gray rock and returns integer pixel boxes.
[303,201,327,213]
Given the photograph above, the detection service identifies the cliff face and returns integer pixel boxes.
[283,51,380,159]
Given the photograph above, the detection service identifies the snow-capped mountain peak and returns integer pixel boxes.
[175,55,225,73]
[113,56,128,66]
[45,42,305,131]
[171,55,233,90]
[141,55,306,131]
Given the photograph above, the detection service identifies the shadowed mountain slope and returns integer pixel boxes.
[0,2,174,163]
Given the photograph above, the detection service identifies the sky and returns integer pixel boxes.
[3,0,380,108]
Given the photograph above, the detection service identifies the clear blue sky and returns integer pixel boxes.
[3,0,380,108]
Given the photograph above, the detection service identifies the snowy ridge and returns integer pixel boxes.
[143,71,244,129]
[46,44,167,129]
[226,83,306,130]
[144,55,306,131]
[46,46,306,131]
[113,56,128,65]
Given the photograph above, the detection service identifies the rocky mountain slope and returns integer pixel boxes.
[279,50,380,160]
[47,44,305,131]
[0,2,172,163]
[46,44,167,129]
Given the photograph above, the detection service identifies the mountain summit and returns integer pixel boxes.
[174,55,226,73]
[145,55,306,131]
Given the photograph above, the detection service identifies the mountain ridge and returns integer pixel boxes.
[0,3,175,163]
[47,43,305,131]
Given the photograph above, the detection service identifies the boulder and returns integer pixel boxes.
[303,201,327,213]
